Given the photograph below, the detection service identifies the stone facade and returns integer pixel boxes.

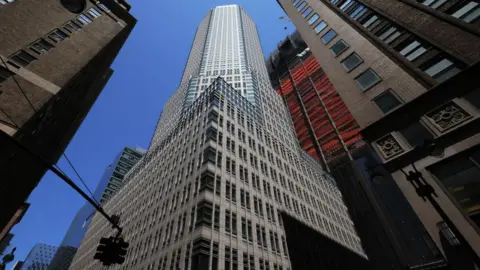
[71,5,366,270]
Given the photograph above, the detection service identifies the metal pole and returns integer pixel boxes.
[0,130,122,237]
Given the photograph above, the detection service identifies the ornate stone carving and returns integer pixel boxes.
[376,134,404,160]
[426,102,472,132]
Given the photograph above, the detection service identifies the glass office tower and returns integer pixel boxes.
[71,5,368,270]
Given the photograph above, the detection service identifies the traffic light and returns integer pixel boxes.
[94,236,129,266]
[111,237,129,264]
[94,237,114,266]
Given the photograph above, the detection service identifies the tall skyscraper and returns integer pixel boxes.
[0,0,136,235]
[266,31,447,269]
[48,146,145,270]
[276,0,480,268]
[71,5,369,270]
[20,243,57,270]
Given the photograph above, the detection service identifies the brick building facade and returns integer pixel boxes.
[0,0,136,239]
[277,0,480,268]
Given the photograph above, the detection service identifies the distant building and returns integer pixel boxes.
[0,233,13,255]
[11,261,24,270]
[48,146,145,270]
[21,243,57,270]
[0,0,137,236]
[0,203,29,249]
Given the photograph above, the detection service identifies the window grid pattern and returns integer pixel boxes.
[70,5,365,270]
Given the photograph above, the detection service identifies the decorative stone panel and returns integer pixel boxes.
[375,134,404,160]
[426,101,472,132]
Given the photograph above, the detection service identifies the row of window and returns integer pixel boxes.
[141,238,289,270]
[7,8,102,69]
[94,85,356,260]
[418,0,480,23]
[326,0,464,83]
[293,1,384,92]
[292,0,466,116]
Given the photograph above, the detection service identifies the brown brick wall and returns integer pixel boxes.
[0,76,52,127]
[278,0,428,129]
[360,0,480,64]
[0,0,122,132]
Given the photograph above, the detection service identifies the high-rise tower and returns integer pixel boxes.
[71,5,368,270]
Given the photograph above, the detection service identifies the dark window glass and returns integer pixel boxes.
[330,39,348,56]
[9,50,36,67]
[428,148,480,227]
[321,29,337,44]
[373,90,402,113]
[399,121,433,147]
[341,52,363,71]
[30,39,54,54]
[355,68,381,91]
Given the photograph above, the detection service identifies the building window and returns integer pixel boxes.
[355,68,381,91]
[87,7,102,18]
[377,25,402,44]
[362,15,379,29]
[340,0,355,11]
[373,90,402,113]
[195,201,213,228]
[398,40,428,61]
[341,52,363,72]
[77,14,93,25]
[422,58,461,83]
[428,148,480,228]
[314,21,328,34]
[302,7,313,17]
[48,29,68,43]
[419,0,449,9]
[297,1,307,10]
[349,4,368,20]
[64,21,82,33]
[308,13,320,25]
[451,1,480,23]
[30,39,54,55]
[399,121,434,148]
[293,0,300,5]
[330,39,349,56]
[9,50,36,67]
[321,29,337,44]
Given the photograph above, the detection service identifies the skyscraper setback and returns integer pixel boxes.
[71,5,368,270]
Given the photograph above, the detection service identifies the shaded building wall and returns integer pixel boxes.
[267,32,447,269]
[276,0,480,263]
[281,213,369,270]
[0,0,136,235]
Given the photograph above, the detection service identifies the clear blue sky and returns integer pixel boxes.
[7,0,294,265]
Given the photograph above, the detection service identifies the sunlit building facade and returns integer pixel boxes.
[71,5,368,270]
